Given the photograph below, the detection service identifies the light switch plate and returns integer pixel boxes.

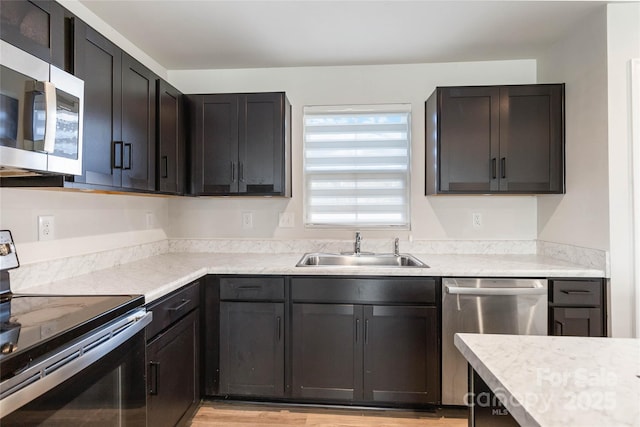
[279,212,295,228]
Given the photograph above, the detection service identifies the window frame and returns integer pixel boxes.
[302,103,412,230]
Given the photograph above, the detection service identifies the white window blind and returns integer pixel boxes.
[303,104,411,228]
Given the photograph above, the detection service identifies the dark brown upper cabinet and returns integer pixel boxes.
[72,21,156,192]
[157,80,186,195]
[426,84,565,195]
[0,0,66,69]
[190,92,291,196]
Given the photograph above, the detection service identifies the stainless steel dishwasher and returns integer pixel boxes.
[441,278,548,406]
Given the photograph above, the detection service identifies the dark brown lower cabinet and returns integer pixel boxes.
[147,310,199,427]
[551,307,603,337]
[219,301,285,397]
[363,305,439,404]
[291,302,439,405]
[207,276,440,406]
[146,281,201,427]
[292,304,363,401]
[549,279,606,337]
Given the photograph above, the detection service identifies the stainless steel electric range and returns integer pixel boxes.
[0,230,152,426]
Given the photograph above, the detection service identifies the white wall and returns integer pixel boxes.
[536,7,610,252]
[537,3,640,338]
[0,189,170,264]
[606,3,640,338]
[168,60,538,241]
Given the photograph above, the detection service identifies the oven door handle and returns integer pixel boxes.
[445,286,547,296]
[0,309,152,418]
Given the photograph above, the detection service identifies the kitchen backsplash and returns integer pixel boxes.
[537,240,609,273]
[9,239,169,292]
[9,238,608,292]
[168,238,538,255]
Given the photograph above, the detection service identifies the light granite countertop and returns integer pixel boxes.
[455,333,640,427]
[18,252,605,303]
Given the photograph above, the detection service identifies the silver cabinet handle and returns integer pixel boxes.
[445,286,547,296]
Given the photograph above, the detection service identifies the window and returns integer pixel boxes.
[303,104,411,228]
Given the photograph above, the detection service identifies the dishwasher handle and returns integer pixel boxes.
[445,286,547,296]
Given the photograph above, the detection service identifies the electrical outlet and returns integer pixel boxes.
[241,212,253,229]
[145,212,154,229]
[278,212,295,228]
[472,213,482,229]
[38,215,55,241]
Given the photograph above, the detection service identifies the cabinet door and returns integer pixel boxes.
[157,79,184,194]
[363,305,439,404]
[551,307,604,337]
[147,309,200,427]
[499,85,564,193]
[219,302,284,397]
[238,93,286,195]
[192,94,239,195]
[73,23,122,187]
[121,53,156,191]
[438,86,500,193]
[292,303,363,401]
[0,0,64,67]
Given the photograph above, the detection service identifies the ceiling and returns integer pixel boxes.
[79,1,606,70]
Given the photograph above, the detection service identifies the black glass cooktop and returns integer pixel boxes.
[0,293,144,381]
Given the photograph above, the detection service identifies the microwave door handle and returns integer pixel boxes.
[23,81,57,152]
[42,81,57,153]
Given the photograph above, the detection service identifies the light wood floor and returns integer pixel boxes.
[189,401,468,427]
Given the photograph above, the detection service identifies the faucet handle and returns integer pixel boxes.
[394,237,400,256]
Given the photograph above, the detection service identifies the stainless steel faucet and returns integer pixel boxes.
[354,231,361,255]
[394,237,400,256]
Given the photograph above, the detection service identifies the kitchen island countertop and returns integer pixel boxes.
[17,252,605,304]
[455,333,640,427]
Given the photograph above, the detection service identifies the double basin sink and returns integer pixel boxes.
[296,252,429,268]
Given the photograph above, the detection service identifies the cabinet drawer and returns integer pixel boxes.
[147,281,200,340]
[551,280,602,306]
[220,277,285,301]
[291,277,436,304]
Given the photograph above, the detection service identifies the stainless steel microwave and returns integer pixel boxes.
[0,40,84,177]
